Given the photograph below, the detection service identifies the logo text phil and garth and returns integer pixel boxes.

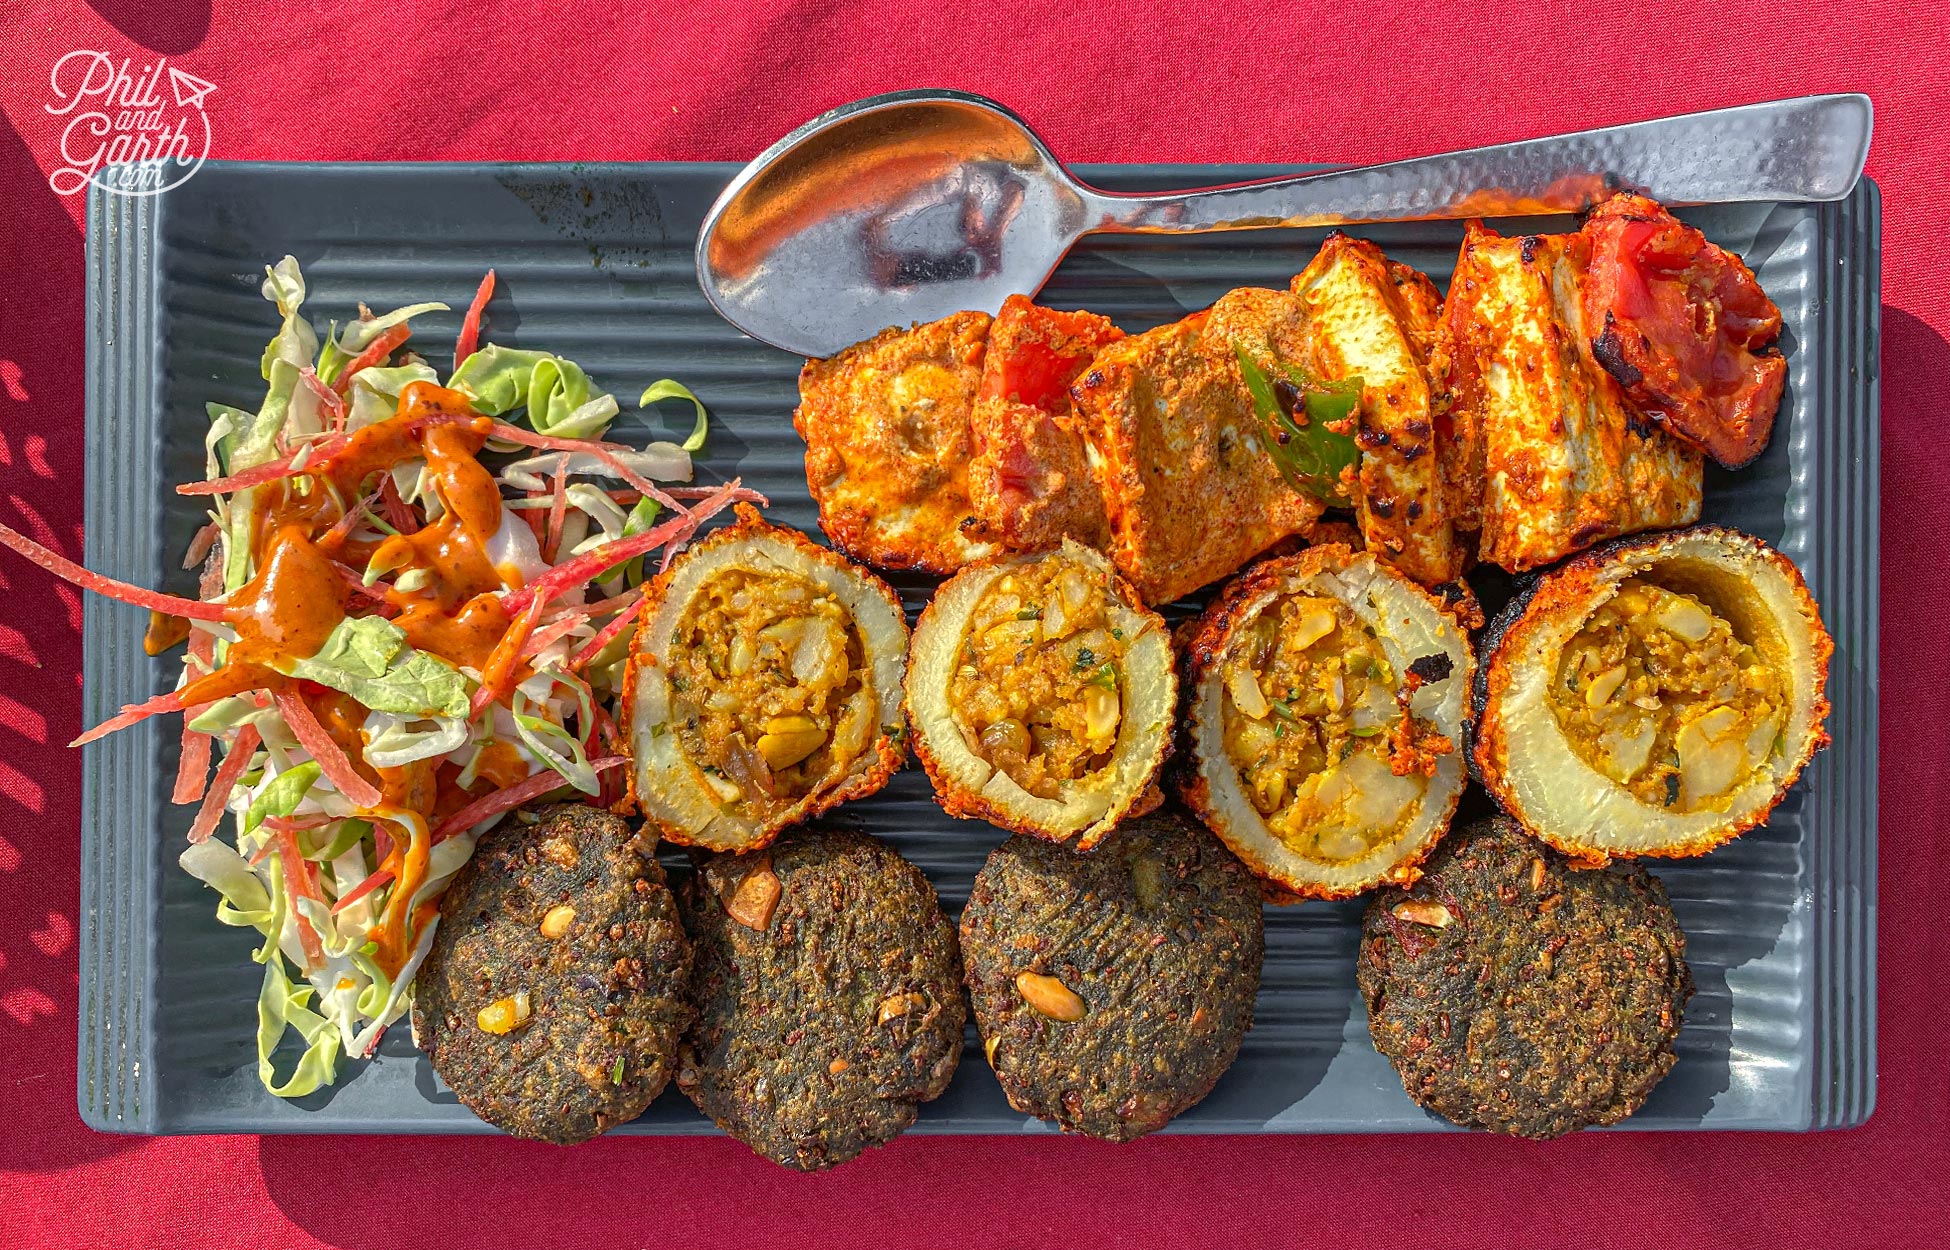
[45,52,216,197]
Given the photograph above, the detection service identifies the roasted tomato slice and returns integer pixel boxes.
[967,295,1124,551]
[1581,194,1787,469]
[979,294,1123,411]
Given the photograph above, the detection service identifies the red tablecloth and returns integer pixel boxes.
[0,3,1944,1247]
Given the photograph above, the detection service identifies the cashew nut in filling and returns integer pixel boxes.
[628,506,907,852]
[1546,578,1784,812]
[1178,545,1473,900]
[906,540,1173,848]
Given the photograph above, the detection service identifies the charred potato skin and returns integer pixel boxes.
[960,812,1265,1142]
[676,830,965,1171]
[621,505,907,853]
[1357,816,1694,1139]
[412,805,692,1146]
[1175,545,1473,900]
[905,548,1173,849]
[1472,524,1833,862]
[794,311,996,574]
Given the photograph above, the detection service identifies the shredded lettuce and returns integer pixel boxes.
[204,404,247,479]
[639,378,709,452]
[306,818,370,863]
[362,711,469,768]
[447,345,617,440]
[278,616,471,719]
[256,956,340,1097]
[259,257,319,381]
[180,840,274,929]
[244,761,321,835]
[510,695,598,795]
[337,302,449,353]
[347,362,438,429]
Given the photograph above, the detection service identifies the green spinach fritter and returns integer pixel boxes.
[959,809,1265,1141]
[676,829,965,1171]
[412,804,693,1144]
[1357,815,1694,1138]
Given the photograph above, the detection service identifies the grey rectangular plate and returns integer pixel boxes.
[81,161,1878,1135]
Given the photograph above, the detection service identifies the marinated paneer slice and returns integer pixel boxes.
[1290,235,1460,585]
[794,311,997,573]
[1442,223,1702,572]
[1071,313,1324,605]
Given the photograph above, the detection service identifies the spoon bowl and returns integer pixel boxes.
[697,89,1871,358]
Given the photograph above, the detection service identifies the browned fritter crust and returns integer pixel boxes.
[676,830,965,1171]
[620,504,907,852]
[960,810,1265,1141]
[1357,816,1693,1138]
[794,311,997,574]
[412,804,692,1145]
[1472,524,1833,862]
[1071,312,1324,605]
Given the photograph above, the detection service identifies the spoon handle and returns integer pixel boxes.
[1077,95,1871,233]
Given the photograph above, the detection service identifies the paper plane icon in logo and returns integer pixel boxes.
[167,67,216,110]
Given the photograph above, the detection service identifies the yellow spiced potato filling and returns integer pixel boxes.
[1547,577,1784,811]
[1218,595,1449,862]
[949,555,1126,800]
[668,568,873,813]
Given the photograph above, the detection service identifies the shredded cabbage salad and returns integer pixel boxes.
[0,258,761,1095]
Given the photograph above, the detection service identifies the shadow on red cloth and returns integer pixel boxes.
[0,116,136,1172]
[79,0,210,56]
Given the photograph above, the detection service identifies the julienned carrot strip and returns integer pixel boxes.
[188,724,261,844]
[330,868,393,916]
[542,460,569,564]
[71,689,189,748]
[431,756,626,842]
[500,480,743,616]
[483,422,684,513]
[568,594,645,671]
[271,688,382,809]
[331,322,413,397]
[0,522,231,622]
[453,269,495,366]
[299,366,347,432]
[519,609,591,661]
[272,826,327,969]
[468,597,545,717]
[172,627,218,804]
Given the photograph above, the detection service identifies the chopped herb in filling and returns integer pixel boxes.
[669,568,871,813]
[950,555,1127,800]
[1547,577,1783,811]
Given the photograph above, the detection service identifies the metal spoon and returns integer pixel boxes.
[696,89,1871,358]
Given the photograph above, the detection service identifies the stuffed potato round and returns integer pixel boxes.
[625,506,908,852]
